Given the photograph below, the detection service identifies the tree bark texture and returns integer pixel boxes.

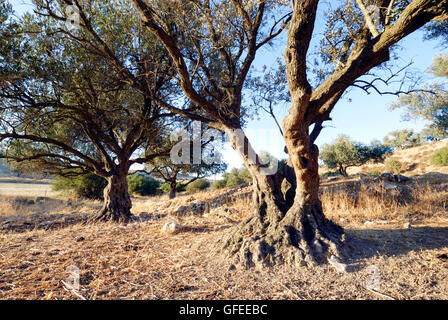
[219,128,346,268]
[94,173,133,222]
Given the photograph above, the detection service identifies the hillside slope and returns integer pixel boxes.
[347,139,448,176]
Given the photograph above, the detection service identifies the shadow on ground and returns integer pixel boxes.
[344,226,448,262]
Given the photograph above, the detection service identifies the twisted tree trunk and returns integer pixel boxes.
[220,128,346,268]
[169,181,177,199]
[94,173,133,222]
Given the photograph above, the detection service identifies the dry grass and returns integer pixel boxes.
[0,182,56,197]
[322,182,448,226]
[0,180,448,300]
[0,195,101,218]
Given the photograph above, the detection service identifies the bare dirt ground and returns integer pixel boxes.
[1,175,448,300]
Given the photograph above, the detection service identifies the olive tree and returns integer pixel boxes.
[0,0,176,222]
[127,0,447,267]
[321,135,392,176]
[390,54,448,140]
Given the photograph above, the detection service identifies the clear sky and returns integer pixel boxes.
[223,17,448,169]
[8,0,448,171]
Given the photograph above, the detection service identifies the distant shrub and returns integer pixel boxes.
[211,179,227,190]
[431,147,448,167]
[321,171,340,178]
[383,129,423,149]
[211,167,252,190]
[321,135,392,176]
[225,174,245,187]
[385,159,402,174]
[160,182,169,193]
[159,182,186,193]
[53,173,107,199]
[224,168,252,187]
[127,175,160,196]
[186,179,210,193]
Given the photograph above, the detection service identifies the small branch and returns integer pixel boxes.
[128,169,155,176]
[256,12,292,50]
[355,0,380,37]
[130,150,171,165]
[153,98,222,130]
[259,101,283,136]
[178,174,202,188]
[385,0,395,25]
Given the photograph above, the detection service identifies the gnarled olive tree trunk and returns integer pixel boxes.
[169,181,177,199]
[94,173,133,223]
[220,128,346,268]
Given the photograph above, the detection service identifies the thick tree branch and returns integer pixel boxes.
[0,132,106,175]
[282,0,320,134]
[129,0,221,121]
[152,97,223,130]
[308,0,448,124]
[0,153,94,173]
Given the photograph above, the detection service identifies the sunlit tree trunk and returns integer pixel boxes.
[219,127,345,268]
[94,166,133,222]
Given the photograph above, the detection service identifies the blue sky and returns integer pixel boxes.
[8,0,448,171]
[224,18,447,169]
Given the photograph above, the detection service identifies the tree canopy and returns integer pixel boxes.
[320,135,392,176]
[390,54,448,141]
[382,129,425,149]
[146,120,227,198]
[0,0,179,221]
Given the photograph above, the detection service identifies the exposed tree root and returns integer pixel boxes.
[88,207,136,224]
[88,174,135,223]
[219,200,347,269]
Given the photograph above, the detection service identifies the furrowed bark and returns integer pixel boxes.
[94,173,133,223]
[219,127,345,268]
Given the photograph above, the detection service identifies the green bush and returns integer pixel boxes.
[431,147,448,167]
[52,173,107,199]
[211,179,227,190]
[320,135,392,176]
[224,168,252,187]
[225,174,245,187]
[385,159,402,174]
[160,182,171,193]
[127,175,160,196]
[321,171,340,178]
[235,167,252,183]
[210,167,253,189]
[159,182,186,193]
[186,179,210,193]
